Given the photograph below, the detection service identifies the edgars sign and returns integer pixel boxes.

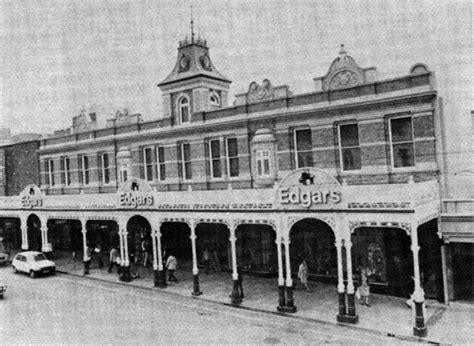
[20,185,43,208]
[276,168,343,209]
[117,179,154,209]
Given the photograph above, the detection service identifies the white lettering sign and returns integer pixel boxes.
[279,187,341,208]
[119,192,154,208]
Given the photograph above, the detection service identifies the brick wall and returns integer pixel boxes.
[4,141,40,196]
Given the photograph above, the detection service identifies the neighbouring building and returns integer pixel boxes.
[1,35,465,338]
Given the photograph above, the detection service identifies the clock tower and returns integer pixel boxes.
[158,27,231,125]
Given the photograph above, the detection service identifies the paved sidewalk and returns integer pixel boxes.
[53,252,470,344]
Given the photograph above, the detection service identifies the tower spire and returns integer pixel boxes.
[190,5,195,43]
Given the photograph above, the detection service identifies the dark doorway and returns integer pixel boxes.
[126,216,152,266]
[418,219,444,301]
[161,222,191,264]
[196,223,230,272]
[27,214,42,252]
[289,219,336,282]
[0,218,21,251]
[236,224,276,275]
[451,243,474,301]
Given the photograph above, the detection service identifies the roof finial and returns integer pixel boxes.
[339,44,346,55]
[190,5,195,43]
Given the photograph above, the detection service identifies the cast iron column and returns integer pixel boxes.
[20,217,28,250]
[276,236,286,311]
[81,219,89,275]
[283,237,296,313]
[345,240,358,323]
[156,228,167,288]
[229,223,241,305]
[151,228,159,287]
[411,223,427,337]
[335,238,347,322]
[190,221,202,296]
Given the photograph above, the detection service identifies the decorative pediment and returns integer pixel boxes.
[314,45,377,92]
[247,79,275,102]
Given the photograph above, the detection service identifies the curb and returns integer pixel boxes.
[57,270,440,344]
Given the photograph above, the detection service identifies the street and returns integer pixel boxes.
[0,266,419,344]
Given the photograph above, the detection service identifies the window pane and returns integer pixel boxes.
[342,148,361,170]
[159,164,166,181]
[103,154,109,183]
[227,138,238,157]
[393,143,415,167]
[391,117,413,143]
[183,144,191,161]
[297,152,313,167]
[211,140,220,159]
[181,105,189,123]
[212,159,221,178]
[185,162,192,179]
[257,160,262,176]
[340,124,359,147]
[296,129,312,151]
[158,147,165,163]
[229,158,239,177]
[263,159,270,175]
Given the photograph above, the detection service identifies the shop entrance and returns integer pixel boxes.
[48,219,83,252]
[289,218,337,283]
[236,224,277,275]
[418,219,444,301]
[196,223,230,273]
[126,216,152,267]
[352,227,413,297]
[0,218,21,252]
[451,243,473,301]
[27,214,42,252]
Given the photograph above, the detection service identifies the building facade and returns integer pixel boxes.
[0,38,450,337]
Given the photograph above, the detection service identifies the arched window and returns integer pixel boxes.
[178,97,190,123]
[209,91,220,107]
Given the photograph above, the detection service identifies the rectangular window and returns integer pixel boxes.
[339,123,361,171]
[256,150,270,177]
[102,153,110,184]
[181,143,192,180]
[157,146,166,181]
[390,117,415,167]
[79,155,89,185]
[119,163,128,184]
[294,129,313,168]
[48,159,55,187]
[209,139,221,178]
[143,147,154,181]
[226,138,239,177]
[64,157,71,186]
[60,157,66,185]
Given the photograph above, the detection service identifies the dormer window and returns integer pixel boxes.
[210,91,221,107]
[178,97,190,123]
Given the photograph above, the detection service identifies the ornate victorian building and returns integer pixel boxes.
[0,37,447,337]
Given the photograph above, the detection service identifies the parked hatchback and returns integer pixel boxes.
[12,251,56,278]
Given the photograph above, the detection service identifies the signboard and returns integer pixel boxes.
[117,178,154,209]
[275,168,344,210]
[20,184,43,208]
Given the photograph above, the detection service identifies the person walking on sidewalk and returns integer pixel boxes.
[108,247,120,273]
[237,265,244,299]
[297,259,312,292]
[358,267,371,306]
[166,254,178,282]
[202,248,211,275]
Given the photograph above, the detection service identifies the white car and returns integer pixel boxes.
[12,251,56,278]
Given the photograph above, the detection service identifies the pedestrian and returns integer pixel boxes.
[95,244,104,268]
[297,259,312,292]
[166,254,178,282]
[237,265,244,299]
[83,243,92,275]
[108,247,120,273]
[202,247,210,275]
[358,267,371,306]
[142,236,152,267]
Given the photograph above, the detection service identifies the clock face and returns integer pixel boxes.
[329,70,359,89]
[200,54,211,70]
[179,56,189,71]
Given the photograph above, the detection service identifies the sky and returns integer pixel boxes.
[0,0,472,136]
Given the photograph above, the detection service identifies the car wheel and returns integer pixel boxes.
[30,270,36,278]
[12,266,18,274]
